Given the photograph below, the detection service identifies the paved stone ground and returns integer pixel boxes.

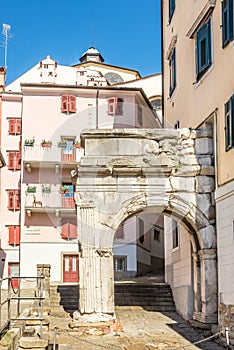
[48,306,226,350]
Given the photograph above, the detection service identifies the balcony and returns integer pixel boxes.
[25,189,76,217]
[23,144,84,171]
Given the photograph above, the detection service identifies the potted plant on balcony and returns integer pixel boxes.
[27,185,37,193]
[41,139,52,148]
[57,140,67,148]
[42,184,51,193]
[74,141,81,149]
[60,185,70,194]
[25,138,35,147]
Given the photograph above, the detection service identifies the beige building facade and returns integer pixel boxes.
[162,0,234,339]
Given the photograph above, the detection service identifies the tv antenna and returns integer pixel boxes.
[1,23,13,70]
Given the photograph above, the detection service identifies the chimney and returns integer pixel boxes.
[0,68,6,92]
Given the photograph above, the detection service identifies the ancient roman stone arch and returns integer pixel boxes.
[73,128,217,324]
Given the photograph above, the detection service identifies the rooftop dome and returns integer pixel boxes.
[79,47,105,63]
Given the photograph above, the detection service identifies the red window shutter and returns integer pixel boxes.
[108,98,115,115]
[69,219,77,239]
[8,119,15,134]
[16,119,21,134]
[69,95,76,113]
[15,190,20,210]
[15,226,20,245]
[8,226,15,245]
[7,191,14,210]
[8,152,21,171]
[8,152,16,170]
[61,95,69,113]
[62,220,69,239]
[16,152,21,170]
[116,98,123,115]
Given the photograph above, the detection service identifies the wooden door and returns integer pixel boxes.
[8,262,19,289]
[63,255,78,283]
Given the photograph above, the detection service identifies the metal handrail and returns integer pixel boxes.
[0,275,45,339]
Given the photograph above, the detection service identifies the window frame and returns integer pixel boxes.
[61,94,77,113]
[196,19,212,81]
[169,47,176,97]
[108,97,123,116]
[225,94,234,151]
[172,219,179,249]
[222,0,234,47]
[7,151,21,170]
[61,218,77,240]
[169,0,176,23]
[113,256,127,272]
[8,118,21,135]
[8,226,20,246]
[7,190,20,211]
[138,218,145,244]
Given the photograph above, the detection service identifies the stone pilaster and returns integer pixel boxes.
[75,206,115,322]
[192,252,202,315]
[193,249,218,323]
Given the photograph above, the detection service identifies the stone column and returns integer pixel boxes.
[74,206,115,322]
[193,249,218,323]
[192,252,201,316]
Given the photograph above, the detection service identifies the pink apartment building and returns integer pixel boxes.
[0,48,163,286]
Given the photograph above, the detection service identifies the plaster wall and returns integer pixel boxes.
[162,0,234,184]
[164,216,193,319]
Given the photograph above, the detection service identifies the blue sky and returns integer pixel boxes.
[1,0,161,85]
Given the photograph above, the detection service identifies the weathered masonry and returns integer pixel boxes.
[73,128,216,324]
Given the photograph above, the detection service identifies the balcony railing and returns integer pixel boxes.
[23,144,84,164]
[25,190,75,209]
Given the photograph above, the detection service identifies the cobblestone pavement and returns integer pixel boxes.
[48,306,226,350]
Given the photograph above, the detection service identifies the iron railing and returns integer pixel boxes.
[0,275,45,339]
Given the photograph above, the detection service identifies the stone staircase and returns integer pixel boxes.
[50,284,79,316]
[50,281,176,315]
[114,282,176,311]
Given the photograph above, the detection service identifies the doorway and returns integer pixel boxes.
[63,254,78,283]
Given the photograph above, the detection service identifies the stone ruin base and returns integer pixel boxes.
[70,310,123,335]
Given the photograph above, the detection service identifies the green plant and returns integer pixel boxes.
[57,140,67,147]
[74,141,81,148]
[25,138,35,146]
[41,139,52,147]
[60,185,70,193]
[42,184,51,193]
[27,185,37,193]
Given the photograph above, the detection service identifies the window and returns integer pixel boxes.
[153,227,160,241]
[8,226,20,246]
[169,0,175,22]
[225,94,234,151]
[169,47,176,96]
[150,97,162,111]
[139,218,145,244]
[7,151,21,170]
[7,190,20,210]
[138,106,143,126]
[61,218,77,240]
[196,19,212,80]
[222,0,234,47]
[114,257,126,272]
[108,97,123,115]
[114,224,124,239]
[61,94,76,113]
[8,119,21,135]
[172,219,179,249]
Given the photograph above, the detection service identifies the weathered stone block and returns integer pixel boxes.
[195,176,215,193]
[195,138,213,155]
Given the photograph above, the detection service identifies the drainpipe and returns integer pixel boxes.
[160,0,165,128]
[96,89,99,129]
